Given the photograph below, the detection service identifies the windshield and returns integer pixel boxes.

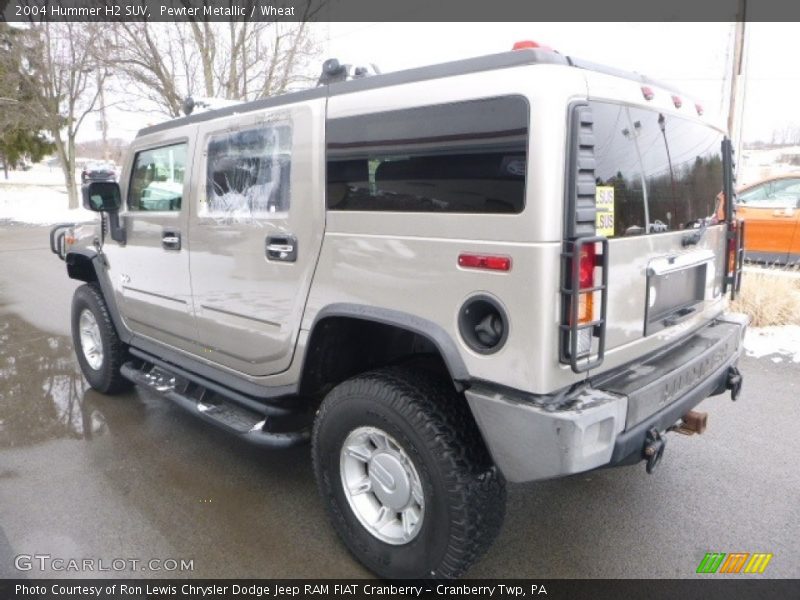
[590,101,723,237]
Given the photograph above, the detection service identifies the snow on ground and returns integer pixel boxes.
[0,165,96,225]
[744,325,800,363]
[0,184,96,225]
[2,163,70,186]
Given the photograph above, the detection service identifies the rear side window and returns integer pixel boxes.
[201,124,292,219]
[128,143,187,212]
[326,96,528,214]
[590,101,723,236]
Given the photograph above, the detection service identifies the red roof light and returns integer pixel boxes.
[695,103,704,116]
[641,86,655,101]
[512,40,553,52]
[671,95,682,108]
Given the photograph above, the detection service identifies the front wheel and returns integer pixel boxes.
[71,283,131,394]
[312,367,506,579]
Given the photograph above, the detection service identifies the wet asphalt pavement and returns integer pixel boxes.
[0,223,798,579]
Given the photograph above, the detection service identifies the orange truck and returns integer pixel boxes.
[736,174,800,264]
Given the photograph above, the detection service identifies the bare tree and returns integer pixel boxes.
[16,22,108,208]
[104,15,321,119]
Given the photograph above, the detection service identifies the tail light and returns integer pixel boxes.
[577,243,596,324]
[727,221,738,279]
[721,137,742,299]
[725,219,745,299]
[560,237,608,373]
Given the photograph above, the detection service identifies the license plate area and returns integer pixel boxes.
[645,252,712,336]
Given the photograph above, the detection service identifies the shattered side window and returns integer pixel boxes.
[201,124,292,220]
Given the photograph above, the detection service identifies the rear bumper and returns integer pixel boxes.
[466,313,749,483]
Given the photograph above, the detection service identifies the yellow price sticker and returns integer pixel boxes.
[596,186,615,237]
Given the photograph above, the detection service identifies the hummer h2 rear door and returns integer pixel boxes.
[564,91,730,376]
[188,99,326,377]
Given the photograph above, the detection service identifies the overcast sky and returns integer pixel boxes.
[100,22,798,144]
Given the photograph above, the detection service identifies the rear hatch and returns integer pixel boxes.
[562,89,735,376]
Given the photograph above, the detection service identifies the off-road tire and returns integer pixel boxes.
[71,283,131,394]
[312,367,506,579]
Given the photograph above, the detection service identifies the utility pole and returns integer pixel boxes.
[96,70,109,161]
[727,0,747,148]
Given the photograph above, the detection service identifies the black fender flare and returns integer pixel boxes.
[65,248,98,283]
[65,248,133,345]
[306,303,470,385]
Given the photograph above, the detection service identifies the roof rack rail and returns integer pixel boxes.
[137,50,693,138]
[566,56,684,96]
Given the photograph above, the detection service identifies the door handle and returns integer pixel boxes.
[266,234,297,262]
[162,230,181,250]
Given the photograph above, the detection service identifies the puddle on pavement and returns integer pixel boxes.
[0,311,107,447]
[0,307,370,577]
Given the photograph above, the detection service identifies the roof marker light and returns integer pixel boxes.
[671,95,682,108]
[695,103,704,116]
[512,40,553,52]
[641,86,654,101]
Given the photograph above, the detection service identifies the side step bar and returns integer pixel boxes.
[128,346,292,416]
[120,362,311,448]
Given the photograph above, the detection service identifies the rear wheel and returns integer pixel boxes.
[312,367,506,579]
[71,283,131,394]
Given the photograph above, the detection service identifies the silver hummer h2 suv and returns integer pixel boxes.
[51,44,747,579]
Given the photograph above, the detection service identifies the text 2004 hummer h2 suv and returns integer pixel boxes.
[51,44,747,579]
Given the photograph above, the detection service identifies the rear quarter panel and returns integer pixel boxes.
[303,65,589,395]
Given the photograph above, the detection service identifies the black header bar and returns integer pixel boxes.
[2,0,800,23]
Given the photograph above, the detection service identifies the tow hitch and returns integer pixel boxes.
[670,410,708,436]
[726,365,743,401]
[643,428,666,474]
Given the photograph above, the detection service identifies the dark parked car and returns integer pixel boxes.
[81,162,117,183]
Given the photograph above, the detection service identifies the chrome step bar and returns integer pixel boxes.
[120,361,310,448]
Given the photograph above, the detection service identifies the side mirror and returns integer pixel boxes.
[82,181,121,212]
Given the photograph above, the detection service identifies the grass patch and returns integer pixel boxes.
[731,269,800,327]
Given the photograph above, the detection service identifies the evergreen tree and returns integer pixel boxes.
[0,23,54,179]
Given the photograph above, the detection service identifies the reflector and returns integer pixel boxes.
[458,253,512,272]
